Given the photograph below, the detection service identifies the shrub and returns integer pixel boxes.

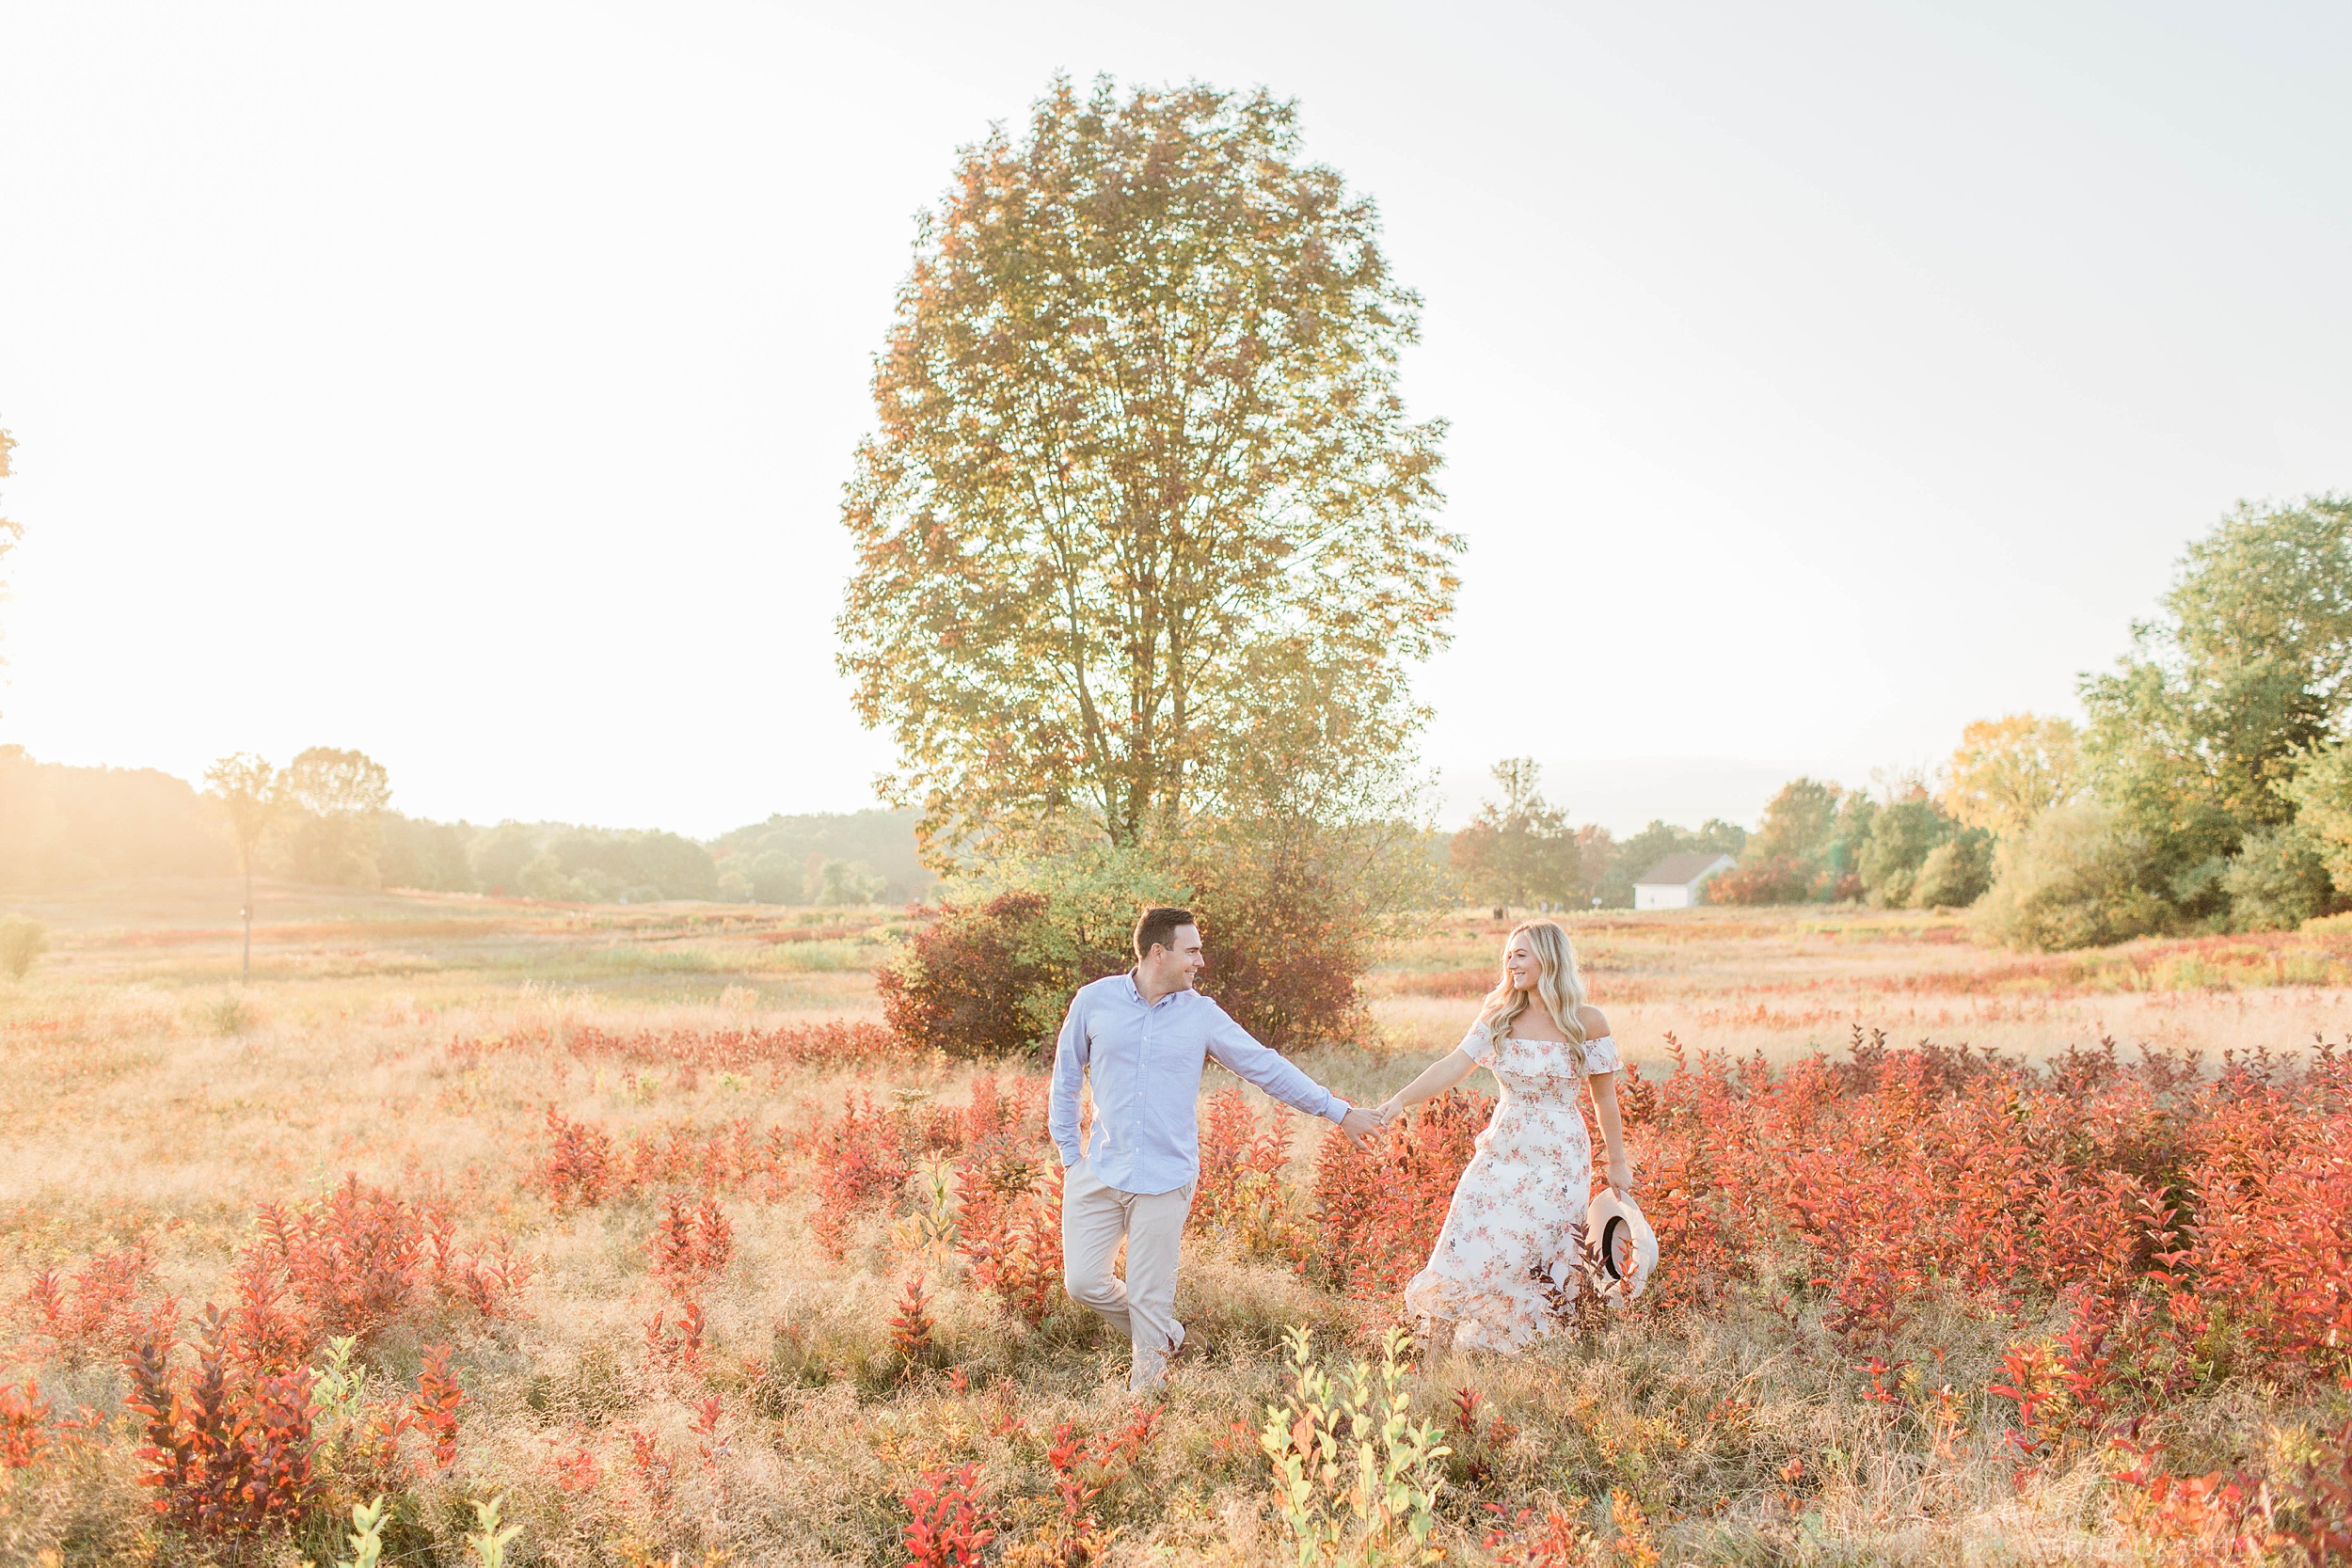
[879,892,1062,1060]
[1702,856,1816,907]
[648,1193,735,1295]
[1911,829,1994,908]
[1310,1090,1492,1295]
[125,1306,320,1538]
[1975,800,2174,950]
[902,1463,995,1568]
[1857,797,1959,908]
[0,913,45,980]
[2219,822,2338,930]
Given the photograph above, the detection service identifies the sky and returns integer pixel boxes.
[2,1,2347,836]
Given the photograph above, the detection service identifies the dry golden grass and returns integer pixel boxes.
[0,881,2341,1563]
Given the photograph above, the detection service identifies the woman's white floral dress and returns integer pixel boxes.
[1403,1021,1622,1354]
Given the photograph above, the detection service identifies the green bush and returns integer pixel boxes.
[1911,830,1994,909]
[0,914,47,980]
[1857,798,1955,908]
[2219,822,2338,931]
[1974,801,2173,951]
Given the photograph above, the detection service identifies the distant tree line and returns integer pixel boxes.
[0,744,933,906]
[1445,757,1747,910]
[1694,494,2352,951]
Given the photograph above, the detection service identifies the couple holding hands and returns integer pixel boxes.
[1050,906,1646,1392]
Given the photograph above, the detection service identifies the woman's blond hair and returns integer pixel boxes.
[1481,919,1589,1069]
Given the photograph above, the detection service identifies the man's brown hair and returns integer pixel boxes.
[1133,906,1197,960]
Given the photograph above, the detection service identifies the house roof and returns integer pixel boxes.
[1633,852,1736,888]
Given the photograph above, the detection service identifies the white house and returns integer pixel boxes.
[1633,852,1737,910]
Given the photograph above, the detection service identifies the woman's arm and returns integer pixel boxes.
[1588,1070,1632,1196]
[1375,1048,1478,1120]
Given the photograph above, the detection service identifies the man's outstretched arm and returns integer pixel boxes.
[1047,991,1090,1167]
[1203,1009,1385,1148]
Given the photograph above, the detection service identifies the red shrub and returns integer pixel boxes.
[1037,1405,1160,1558]
[811,1091,916,1259]
[1704,857,1819,906]
[954,1145,1065,1324]
[544,1107,617,1208]
[1311,1089,1493,1296]
[249,1179,422,1344]
[0,1377,50,1468]
[413,1342,463,1470]
[878,892,1061,1061]
[901,1463,996,1568]
[644,1301,707,1373]
[888,1275,936,1367]
[650,1193,735,1295]
[540,1108,798,1210]
[24,1247,158,1365]
[124,1305,319,1538]
[1190,1087,1295,1236]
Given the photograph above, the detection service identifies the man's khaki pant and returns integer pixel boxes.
[1062,1158,1195,1392]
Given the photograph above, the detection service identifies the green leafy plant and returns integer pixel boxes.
[1258,1325,1449,1565]
[466,1492,523,1567]
[332,1494,390,1568]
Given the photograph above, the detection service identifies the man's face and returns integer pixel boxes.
[1144,925,1207,991]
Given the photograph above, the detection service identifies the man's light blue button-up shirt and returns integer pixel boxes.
[1049,972,1353,1196]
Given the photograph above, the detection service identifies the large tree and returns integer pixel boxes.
[280,746,392,886]
[1938,715,2084,837]
[1450,758,1583,907]
[838,77,1457,863]
[2080,495,2352,883]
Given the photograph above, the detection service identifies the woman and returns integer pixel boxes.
[1379,919,1632,1354]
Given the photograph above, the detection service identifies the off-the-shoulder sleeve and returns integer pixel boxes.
[1454,1018,1496,1066]
[1581,1034,1622,1074]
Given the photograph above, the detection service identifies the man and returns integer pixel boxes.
[1050,906,1385,1392]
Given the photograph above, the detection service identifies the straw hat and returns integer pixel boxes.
[1583,1189,1659,1304]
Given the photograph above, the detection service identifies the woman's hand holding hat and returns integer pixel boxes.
[1606,1152,1633,1198]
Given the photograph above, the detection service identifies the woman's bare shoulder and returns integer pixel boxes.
[1576,1004,1612,1037]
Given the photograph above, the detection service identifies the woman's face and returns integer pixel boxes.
[1503,934,1541,992]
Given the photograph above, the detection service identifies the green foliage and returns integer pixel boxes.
[1257,1325,1448,1566]
[2218,822,2338,931]
[1449,758,1582,906]
[378,814,474,893]
[808,859,885,906]
[204,752,282,882]
[1856,796,1959,908]
[838,74,1456,861]
[0,913,46,980]
[464,1493,522,1567]
[332,1494,389,1568]
[1910,829,1994,909]
[1974,800,2173,951]
[1748,778,1845,866]
[2081,495,2352,889]
[711,809,935,904]
[2281,741,2352,890]
[1712,778,1874,904]
[1591,817,1746,909]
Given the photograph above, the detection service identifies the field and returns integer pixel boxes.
[1,879,2348,1565]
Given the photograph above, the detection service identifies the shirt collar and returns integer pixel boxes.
[1124,970,1190,1008]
